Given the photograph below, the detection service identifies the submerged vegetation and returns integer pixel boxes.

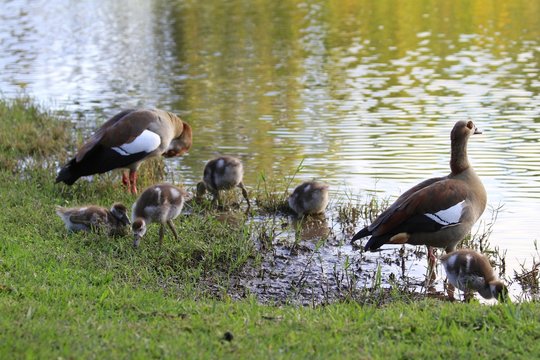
[1,98,540,357]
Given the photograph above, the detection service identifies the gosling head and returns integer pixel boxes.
[489,280,509,302]
[132,218,147,247]
[111,203,131,226]
[196,181,207,198]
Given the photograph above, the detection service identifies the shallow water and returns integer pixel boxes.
[1,0,539,300]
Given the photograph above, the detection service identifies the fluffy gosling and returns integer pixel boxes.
[131,183,188,247]
[288,181,329,217]
[196,156,250,210]
[440,249,508,302]
[56,203,130,236]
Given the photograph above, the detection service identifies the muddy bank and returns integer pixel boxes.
[182,196,533,305]
[208,211,449,305]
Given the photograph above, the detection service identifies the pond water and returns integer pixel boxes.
[1,0,539,300]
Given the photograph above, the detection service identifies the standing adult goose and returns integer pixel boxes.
[288,181,330,217]
[131,183,188,247]
[351,120,487,270]
[56,203,130,236]
[56,108,192,194]
[196,156,250,210]
[440,249,508,302]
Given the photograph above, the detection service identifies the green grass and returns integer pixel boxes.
[3,293,540,358]
[1,97,540,358]
[0,97,70,170]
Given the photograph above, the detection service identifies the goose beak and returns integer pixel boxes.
[473,123,483,135]
[163,150,178,158]
[163,147,190,158]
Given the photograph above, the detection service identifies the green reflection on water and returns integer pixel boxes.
[150,0,539,186]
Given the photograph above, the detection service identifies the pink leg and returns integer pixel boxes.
[426,246,437,288]
[122,171,130,188]
[129,170,138,194]
[428,246,437,269]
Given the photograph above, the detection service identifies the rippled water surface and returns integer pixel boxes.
[1,0,539,285]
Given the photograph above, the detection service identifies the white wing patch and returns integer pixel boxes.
[425,200,465,226]
[112,129,161,156]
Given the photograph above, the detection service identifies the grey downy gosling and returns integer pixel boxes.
[131,183,188,247]
[196,156,250,210]
[440,249,508,302]
[288,181,330,217]
[56,203,130,236]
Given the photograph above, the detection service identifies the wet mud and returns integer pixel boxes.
[218,211,448,305]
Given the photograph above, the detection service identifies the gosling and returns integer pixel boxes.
[56,203,130,236]
[440,249,508,302]
[131,183,188,247]
[288,181,329,217]
[196,156,250,210]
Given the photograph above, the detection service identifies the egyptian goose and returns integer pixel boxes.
[440,249,508,301]
[288,181,330,217]
[56,108,192,194]
[131,183,188,247]
[351,120,487,270]
[196,156,250,210]
[56,203,130,236]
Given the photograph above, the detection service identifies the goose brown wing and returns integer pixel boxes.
[370,178,469,237]
[368,176,445,232]
[75,109,156,162]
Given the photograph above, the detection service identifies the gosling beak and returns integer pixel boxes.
[121,215,131,226]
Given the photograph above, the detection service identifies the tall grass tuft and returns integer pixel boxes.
[513,240,540,301]
[254,159,305,214]
[0,97,70,170]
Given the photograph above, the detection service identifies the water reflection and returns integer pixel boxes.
[1,0,539,275]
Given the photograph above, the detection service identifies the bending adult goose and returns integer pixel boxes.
[440,249,508,302]
[196,156,250,210]
[288,181,330,217]
[131,183,188,247]
[351,120,487,269]
[56,203,130,236]
[56,108,192,194]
